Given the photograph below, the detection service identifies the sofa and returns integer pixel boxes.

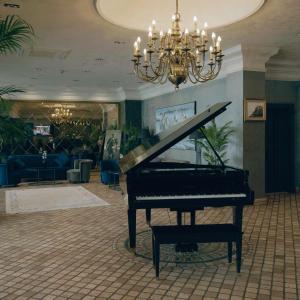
[6,152,71,186]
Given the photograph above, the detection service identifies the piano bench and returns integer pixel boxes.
[151,224,242,278]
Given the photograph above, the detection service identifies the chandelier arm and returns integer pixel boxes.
[192,60,219,82]
[187,71,199,84]
[189,53,204,78]
[134,64,160,82]
[159,64,170,84]
[188,59,202,83]
[149,52,167,76]
[147,57,168,82]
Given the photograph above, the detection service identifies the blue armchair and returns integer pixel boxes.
[100,160,119,185]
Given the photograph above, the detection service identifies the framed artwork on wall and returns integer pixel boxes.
[244,99,266,121]
[103,130,122,160]
[155,102,196,150]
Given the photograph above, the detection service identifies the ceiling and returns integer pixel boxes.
[96,0,265,31]
[0,0,300,101]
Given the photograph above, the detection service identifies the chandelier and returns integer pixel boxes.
[51,107,72,123]
[132,0,224,89]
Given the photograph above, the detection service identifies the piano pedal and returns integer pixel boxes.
[175,243,198,253]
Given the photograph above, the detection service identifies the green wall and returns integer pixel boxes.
[124,100,142,129]
[243,71,266,197]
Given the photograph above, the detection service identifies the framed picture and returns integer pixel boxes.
[155,102,196,150]
[244,99,266,121]
[103,130,122,160]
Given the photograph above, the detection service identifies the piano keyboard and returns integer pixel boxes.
[136,193,246,201]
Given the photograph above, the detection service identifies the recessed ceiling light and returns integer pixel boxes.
[3,3,20,8]
[114,41,126,45]
[95,57,104,61]
[73,79,79,82]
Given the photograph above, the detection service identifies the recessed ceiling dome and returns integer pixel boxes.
[96,0,265,31]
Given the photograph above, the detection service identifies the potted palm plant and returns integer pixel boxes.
[0,15,34,185]
[197,119,234,165]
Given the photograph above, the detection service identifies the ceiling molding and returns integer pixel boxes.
[242,46,279,72]
[12,86,126,102]
[266,60,300,81]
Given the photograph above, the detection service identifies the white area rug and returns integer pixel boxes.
[5,186,109,214]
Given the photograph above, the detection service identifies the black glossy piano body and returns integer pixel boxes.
[120,102,254,248]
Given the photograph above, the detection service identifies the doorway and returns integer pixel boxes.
[265,103,294,193]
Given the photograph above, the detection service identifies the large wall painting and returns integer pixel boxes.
[155,102,196,150]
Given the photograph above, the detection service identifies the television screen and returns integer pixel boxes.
[33,125,51,136]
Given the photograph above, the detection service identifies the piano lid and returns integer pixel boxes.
[120,101,231,174]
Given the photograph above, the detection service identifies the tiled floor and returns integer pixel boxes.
[0,178,299,300]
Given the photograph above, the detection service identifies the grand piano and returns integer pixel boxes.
[120,102,254,249]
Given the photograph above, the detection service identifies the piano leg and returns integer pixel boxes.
[146,208,151,225]
[128,208,136,248]
[233,205,243,230]
[233,205,243,273]
[190,210,196,225]
[176,211,182,225]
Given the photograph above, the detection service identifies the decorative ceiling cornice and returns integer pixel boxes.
[11,86,126,102]
[266,59,300,81]
[242,46,279,72]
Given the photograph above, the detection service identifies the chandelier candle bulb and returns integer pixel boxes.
[160,30,163,39]
[137,37,141,50]
[133,41,138,55]
[167,28,172,45]
[217,36,222,51]
[212,32,216,46]
[143,49,148,63]
[201,30,206,44]
[193,16,198,31]
[184,29,189,44]
[152,20,156,31]
[209,46,213,59]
